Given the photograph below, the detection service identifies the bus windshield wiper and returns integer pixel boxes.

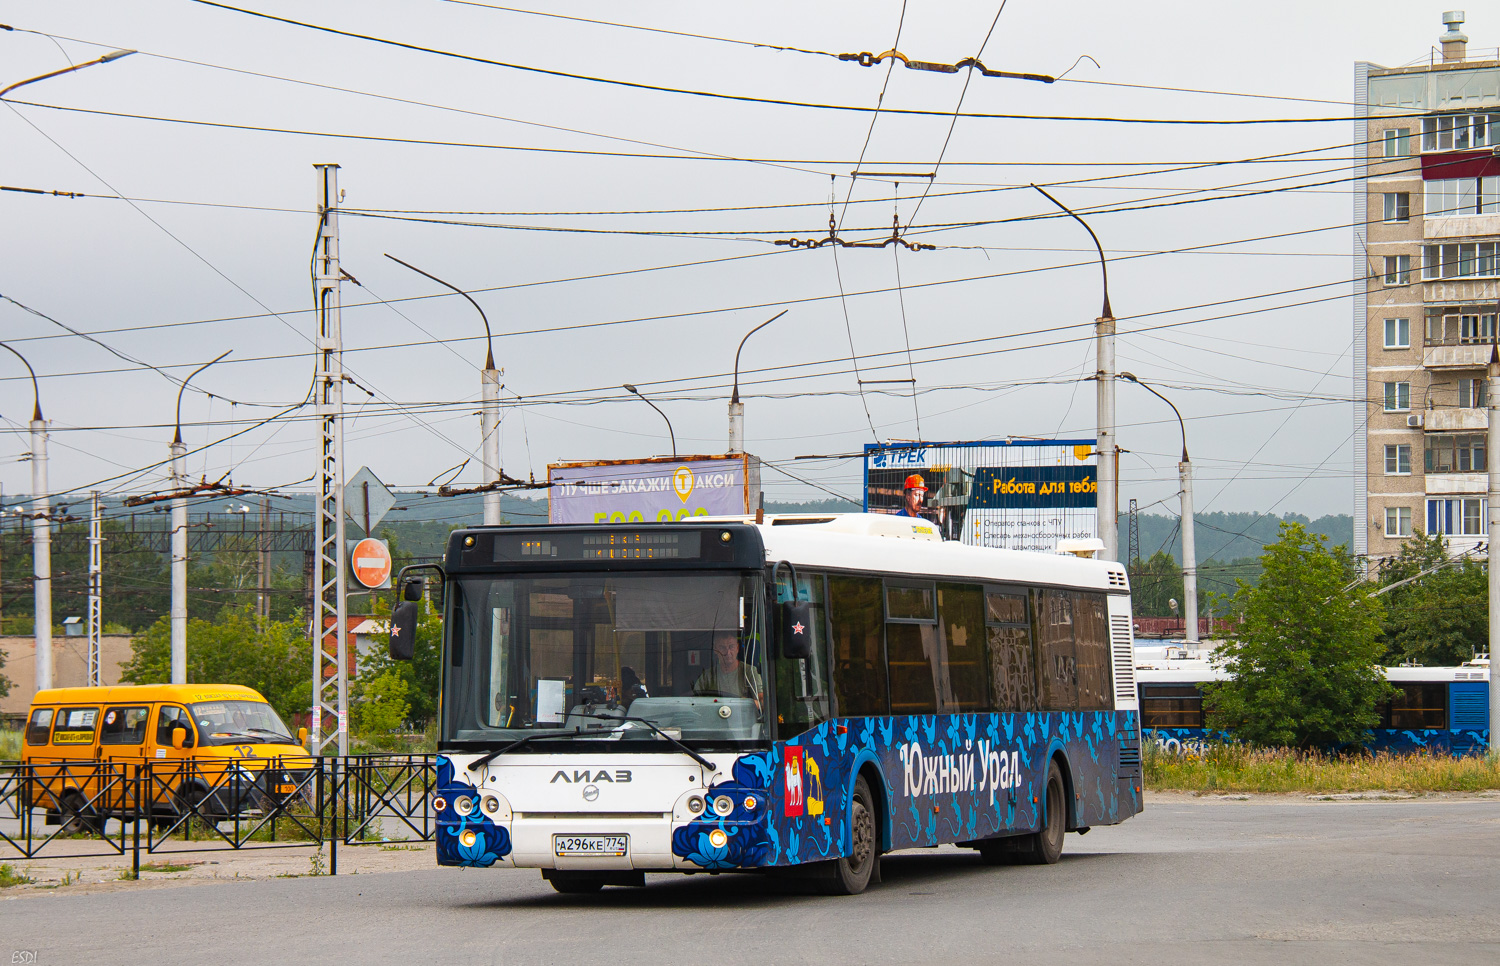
[248,728,296,743]
[466,728,598,772]
[569,712,717,772]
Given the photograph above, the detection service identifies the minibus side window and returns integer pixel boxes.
[52,707,99,747]
[156,706,195,748]
[25,708,55,746]
[100,706,151,745]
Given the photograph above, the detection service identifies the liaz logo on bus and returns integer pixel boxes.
[899,740,1021,806]
[549,769,633,784]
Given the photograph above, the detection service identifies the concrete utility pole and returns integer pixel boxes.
[170,437,187,683]
[1121,373,1197,642]
[1033,186,1117,560]
[31,410,51,692]
[728,311,786,454]
[313,163,350,756]
[87,491,102,686]
[383,254,502,525]
[169,351,228,685]
[1488,343,1499,748]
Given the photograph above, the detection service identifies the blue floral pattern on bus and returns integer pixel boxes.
[671,711,1141,869]
[435,755,513,867]
[1145,726,1490,758]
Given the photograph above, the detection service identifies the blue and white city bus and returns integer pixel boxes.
[390,513,1143,894]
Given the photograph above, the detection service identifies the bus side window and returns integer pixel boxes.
[1035,589,1078,711]
[1073,592,1114,711]
[937,583,988,712]
[884,581,939,715]
[52,707,100,748]
[100,706,151,745]
[986,591,1036,712]
[25,708,55,746]
[774,571,830,738]
[156,706,195,748]
[828,576,888,717]
[1138,685,1204,728]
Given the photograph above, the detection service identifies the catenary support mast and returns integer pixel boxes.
[312,163,350,755]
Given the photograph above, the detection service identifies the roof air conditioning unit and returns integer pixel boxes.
[1407,414,1424,428]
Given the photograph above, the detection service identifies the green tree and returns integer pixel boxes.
[120,605,312,723]
[359,596,443,725]
[1204,522,1391,748]
[354,668,412,741]
[1376,529,1487,666]
[1129,550,1183,617]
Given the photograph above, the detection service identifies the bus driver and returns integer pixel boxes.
[694,630,762,703]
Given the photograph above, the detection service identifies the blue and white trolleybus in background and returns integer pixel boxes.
[390,514,1143,894]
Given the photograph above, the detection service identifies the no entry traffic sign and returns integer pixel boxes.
[350,537,393,589]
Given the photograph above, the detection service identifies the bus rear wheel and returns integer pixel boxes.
[817,775,878,895]
[1023,760,1067,865]
[59,790,99,836]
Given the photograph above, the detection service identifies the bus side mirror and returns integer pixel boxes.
[779,601,813,660]
[401,577,425,602]
[298,726,309,748]
[171,727,186,750]
[391,601,419,660]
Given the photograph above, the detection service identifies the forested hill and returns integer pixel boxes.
[1132,512,1354,565]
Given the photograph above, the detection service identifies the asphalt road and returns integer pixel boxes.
[5,796,1498,965]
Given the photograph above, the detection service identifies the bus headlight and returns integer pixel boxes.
[453,795,475,816]
[708,829,728,848]
[712,795,735,817]
[481,795,502,815]
[686,795,706,815]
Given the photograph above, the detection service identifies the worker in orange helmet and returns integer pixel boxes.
[897,473,928,519]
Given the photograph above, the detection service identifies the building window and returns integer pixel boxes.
[1426,311,1496,346]
[1459,378,1488,409]
[1384,444,1411,475]
[1422,113,1499,152]
[1383,382,1411,412]
[1384,318,1410,349]
[1428,497,1486,536]
[1421,243,1499,280]
[1424,177,1500,217]
[1385,506,1412,537]
[1383,254,1411,285]
[1383,128,1412,157]
[1382,192,1410,223]
[1425,433,1487,473]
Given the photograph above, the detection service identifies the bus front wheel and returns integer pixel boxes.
[817,775,878,895]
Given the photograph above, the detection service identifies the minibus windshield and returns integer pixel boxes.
[190,700,296,745]
[443,572,767,749]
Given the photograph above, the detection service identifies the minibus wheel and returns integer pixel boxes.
[59,791,99,836]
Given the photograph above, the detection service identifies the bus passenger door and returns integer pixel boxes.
[98,705,151,814]
[773,571,831,740]
[149,706,196,809]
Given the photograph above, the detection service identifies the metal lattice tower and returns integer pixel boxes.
[312,163,349,756]
[87,490,102,686]
[1127,498,1140,573]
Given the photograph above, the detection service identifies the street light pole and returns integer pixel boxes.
[384,255,502,525]
[1121,372,1197,643]
[0,342,49,691]
[1032,185,1117,561]
[624,385,676,457]
[170,351,230,684]
[729,310,787,454]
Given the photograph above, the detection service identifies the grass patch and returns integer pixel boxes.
[0,729,21,760]
[0,863,35,888]
[140,860,201,873]
[1144,740,1500,794]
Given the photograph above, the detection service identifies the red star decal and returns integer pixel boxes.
[792,621,806,635]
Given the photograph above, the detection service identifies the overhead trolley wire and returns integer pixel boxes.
[182,1,1387,126]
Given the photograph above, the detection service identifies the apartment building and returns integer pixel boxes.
[1356,12,1500,563]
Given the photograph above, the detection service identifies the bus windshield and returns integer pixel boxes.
[443,572,767,748]
[190,700,296,745]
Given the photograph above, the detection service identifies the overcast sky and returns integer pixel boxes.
[0,1,1478,526]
